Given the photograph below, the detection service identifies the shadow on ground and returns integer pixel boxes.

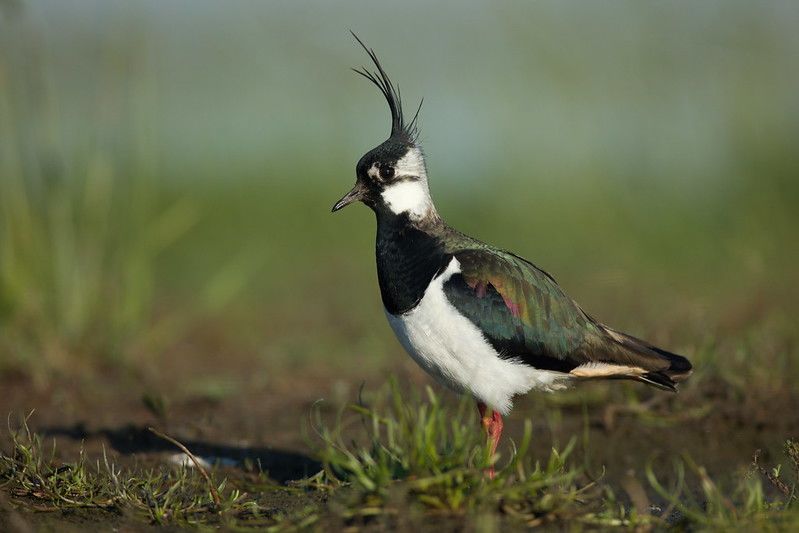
[38,424,321,484]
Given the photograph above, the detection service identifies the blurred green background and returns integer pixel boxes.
[1,0,797,388]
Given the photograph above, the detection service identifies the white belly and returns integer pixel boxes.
[384,257,570,415]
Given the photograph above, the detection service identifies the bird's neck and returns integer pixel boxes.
[374,211,449,315]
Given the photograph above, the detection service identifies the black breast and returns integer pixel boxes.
[375,213,449,315]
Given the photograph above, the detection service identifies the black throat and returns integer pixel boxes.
[374,210,449,315]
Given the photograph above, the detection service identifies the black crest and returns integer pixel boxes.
[351,32,422,144]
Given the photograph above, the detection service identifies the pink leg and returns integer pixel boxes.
[477,401,504,479]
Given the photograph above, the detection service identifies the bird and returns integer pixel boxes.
[333,35,692,477]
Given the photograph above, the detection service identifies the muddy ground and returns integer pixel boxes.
[1,344,796,531]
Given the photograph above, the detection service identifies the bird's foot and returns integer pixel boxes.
[477,401,504,479]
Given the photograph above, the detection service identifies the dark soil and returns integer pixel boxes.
[1,356,797,531]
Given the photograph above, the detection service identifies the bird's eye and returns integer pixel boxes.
[380,166,395,180]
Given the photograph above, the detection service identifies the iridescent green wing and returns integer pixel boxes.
[441,245,603,371]
[437,225,691,383]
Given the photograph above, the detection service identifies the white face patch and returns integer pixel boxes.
[380,147,436,220]
[381,180,435,220]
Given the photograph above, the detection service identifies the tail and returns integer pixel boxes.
[637,345,693,391]
[596,327,693,392]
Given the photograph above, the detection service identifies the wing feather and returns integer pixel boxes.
[441,247,689,382]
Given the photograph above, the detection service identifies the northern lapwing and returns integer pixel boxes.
[333,36,692,477]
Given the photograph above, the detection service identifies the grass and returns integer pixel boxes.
[0,154,196,378]
[309,381,618,528]
[646,441,799,530]
[0,14,261,383]
[0,414,262,527]
[2,383,797,530]
[0,20,194,379]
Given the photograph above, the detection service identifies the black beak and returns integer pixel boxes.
[332,183,365,212]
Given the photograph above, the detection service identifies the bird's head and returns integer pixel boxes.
[332,34,437,223]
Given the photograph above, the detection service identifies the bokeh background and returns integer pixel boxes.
[1,1,797,409]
